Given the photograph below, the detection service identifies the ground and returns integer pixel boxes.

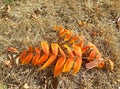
[0,0,120,89]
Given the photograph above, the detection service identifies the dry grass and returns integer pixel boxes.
[0,0,120,89]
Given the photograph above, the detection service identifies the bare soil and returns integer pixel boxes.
[0,0,120,89]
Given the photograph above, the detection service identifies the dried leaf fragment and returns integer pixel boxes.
[79,20,87,26]
[6,47,19,53]
[3,60,12,68]
[23,83,29,89]
[105,57,114,70]
[1,5,11,12]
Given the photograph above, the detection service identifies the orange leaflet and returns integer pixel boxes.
[19,50,27,64]
[54,65,63,77]
[72,44,82,74]
[21,46,33,64]
[73,44,82,56]
[40,55,56,70]
[88,42,102,57]
[69,34,79,44]
[36,41,49,65]
[76,36,85,52]
[54,26,63,31]
[87,42,104,68]
[54,46,66,77]
[97,61,104,68]
[63,44,74,72]
[32,54,40,65]
[72,57,82,74]
[59,29,67,37]
[34,47,40,54]
[63,58,74,72]
[88,49,96,61]
[39,43,58,70]
[54,57,65,77]
[28,46,33,52]
[64,31,72,41]
[76,41,84,49]
[22,53,33,64]
[52,43,59,56]
[81,45,89,54]
[32,47,40,65]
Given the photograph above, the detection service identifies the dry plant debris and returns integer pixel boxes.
[0,0,119,89]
